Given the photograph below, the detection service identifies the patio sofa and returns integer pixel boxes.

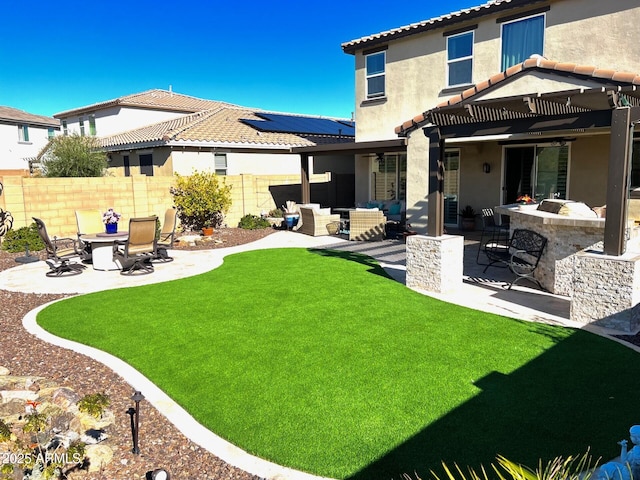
[297,206,340,236]
[349,209,386,241]
[356,200,406,224]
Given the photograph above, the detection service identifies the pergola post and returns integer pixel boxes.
[424,127,445,237]
[300,153,310,204]
[604,107,640,256]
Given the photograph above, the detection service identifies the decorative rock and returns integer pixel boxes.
[81,428,108,445]
[0,366,10,375]
[85,444,114,473]
[52,387,81,410]
[0,389,38,402]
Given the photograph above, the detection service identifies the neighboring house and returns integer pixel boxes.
[57,89,357,207]
[0,106,59,175]
[340,0,640,231]
[54,89,235,138]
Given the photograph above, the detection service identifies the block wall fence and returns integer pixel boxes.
[0,173,327,238]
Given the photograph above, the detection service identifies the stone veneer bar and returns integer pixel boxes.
[406,234,464,294]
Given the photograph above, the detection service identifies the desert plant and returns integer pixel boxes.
[268,207,284,218]
[77,392,110,418]
[39,134,108,177]
[238,214,271,230]
[1,223,44,253]
[170,171,232,231]
[459,205,476,218]
[428,451,600,480]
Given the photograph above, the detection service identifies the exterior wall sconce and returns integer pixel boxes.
[127,390,145,454]
[482,162,491,174]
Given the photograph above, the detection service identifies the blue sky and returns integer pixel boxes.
[0,0,482,119]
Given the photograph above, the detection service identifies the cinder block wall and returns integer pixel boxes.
[0,173,329,238]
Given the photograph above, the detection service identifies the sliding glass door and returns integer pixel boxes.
[503,145,568,204]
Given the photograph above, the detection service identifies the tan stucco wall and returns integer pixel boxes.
[352,0,640,142]
[0,173,330,238]
[567,134,610,206]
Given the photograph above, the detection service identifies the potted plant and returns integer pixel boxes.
[459,205,476,231]
[282,200,300,230]
[102,208,121,234]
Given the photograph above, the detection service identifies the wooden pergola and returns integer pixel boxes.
[292,138,407,204]
[419,86,640,255]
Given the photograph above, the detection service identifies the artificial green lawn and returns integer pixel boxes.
[37,248,640,479]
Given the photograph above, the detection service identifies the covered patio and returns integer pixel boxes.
[397,58,640,332]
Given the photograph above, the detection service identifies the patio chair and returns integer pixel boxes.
[114,216,158,275]
[349,209,386,241]
[155,207,177,262]
[75,209,104,261]
[476,208,510,265]
[32,217,86,277]
[297,207,341,236]
[483,228,547,290]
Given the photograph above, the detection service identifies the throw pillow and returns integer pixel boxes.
[389,203,401,215]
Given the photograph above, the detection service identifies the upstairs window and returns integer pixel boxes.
[62,120,68,136]
[365,51,385,98]
[214,153,227,175]
[447,31,474,87]
[501,14,545,70]
[89,114,96,136]
[18,125,29,142]
[47,127,55,139]
[78,116,85,136]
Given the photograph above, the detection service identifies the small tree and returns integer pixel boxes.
[170,171,232,230]
[40,134,108,177]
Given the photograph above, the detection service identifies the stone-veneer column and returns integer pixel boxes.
[406,234,464,294]
[570,249,640,332]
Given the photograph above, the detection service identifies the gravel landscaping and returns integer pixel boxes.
[0,228,273,480]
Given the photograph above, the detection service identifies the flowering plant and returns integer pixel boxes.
[102,208,121,224]
[516,194,535,205]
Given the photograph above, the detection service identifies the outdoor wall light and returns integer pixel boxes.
[126,390,145,454]
[145,468,170,480]
[482,162,491,174]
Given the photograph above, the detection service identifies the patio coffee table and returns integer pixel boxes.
[80,232,128,271]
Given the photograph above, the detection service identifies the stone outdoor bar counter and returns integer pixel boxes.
[495,202,605,296]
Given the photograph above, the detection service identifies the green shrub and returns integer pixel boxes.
[238,214,271,230]
[170,171,232,230]
[1,223,45,253]
[268,207,284,217]
[78,392,110,418]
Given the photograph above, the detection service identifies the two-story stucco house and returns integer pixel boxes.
[0,106,60,175]
[55,89,357,207]
[341,0,640,233]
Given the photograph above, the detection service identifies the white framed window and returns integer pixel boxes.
[47,127,55,139]
[447,31,474,87]
[89,114,96,136]
[214,153,227,175]
[18,125,29,142]
[78,116,85,136]
[365,51,385,98]
[501,13,545,70]
[62,120,68,136]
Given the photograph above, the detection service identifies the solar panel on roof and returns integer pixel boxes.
[241,113,355,136]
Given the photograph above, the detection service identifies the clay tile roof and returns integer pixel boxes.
[395,57,640,136]
[0,106,59,128]
[100,106,354,150]
[342,0,528,53]
[54,89,236,118]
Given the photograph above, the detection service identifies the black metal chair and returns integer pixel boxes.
[33,217,86,277]
[114,216,158,275]
[476,208,510,265]
[483,228,548,290]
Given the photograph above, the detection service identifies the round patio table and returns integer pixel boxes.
[80,232,128,271]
